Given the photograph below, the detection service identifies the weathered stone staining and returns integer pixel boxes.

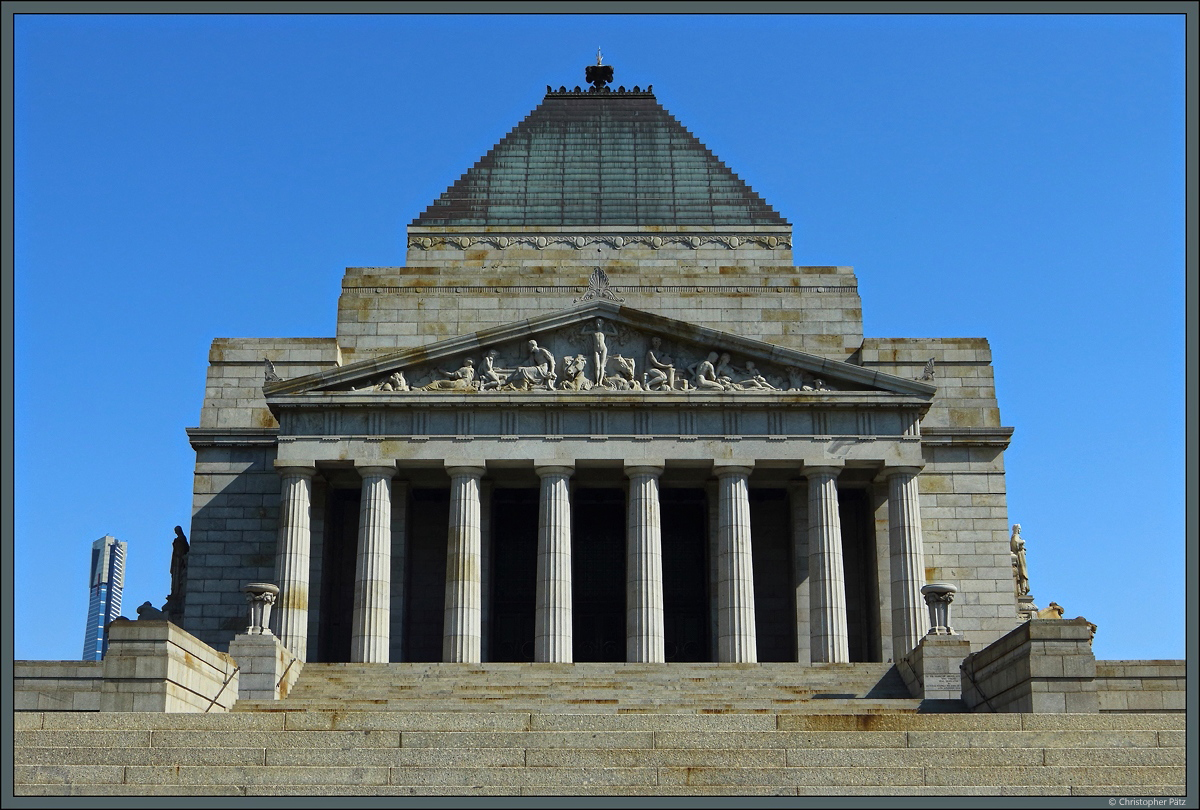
[182,71,1025,673]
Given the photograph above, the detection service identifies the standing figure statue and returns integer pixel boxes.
[163,526,189,621]
[582,317,619,386]
[1010,523,1030,596]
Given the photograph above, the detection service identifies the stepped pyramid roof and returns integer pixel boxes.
[413,71,788,229]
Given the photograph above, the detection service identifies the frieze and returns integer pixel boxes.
[407,233,791,251]
[342,316,843,396]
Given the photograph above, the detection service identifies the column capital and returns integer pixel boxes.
[355,462,397,479]
[445,464,487,479]
[535,464,575,478]
[274,460,317,477]
[713,462,754,478]
[624,463,665,478]
[878,464,924,481]
[803,463,844,479]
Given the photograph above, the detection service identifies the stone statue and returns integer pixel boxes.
[422,358,476,391]
[478,349,506,390]
[137,601,167,620]
[643,336,676,391]
[560,354,593,391]
[786,366,807,391]
[1010,524,1030,596]
[694,352,736,391]
[377,371,409,392]
[163,525,189,621]
[505,340,557,390]
[737,361,779,390]
[604,355,641,390]
[582,317,619,385]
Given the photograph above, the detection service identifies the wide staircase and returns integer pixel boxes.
[14,662,1187,796]
[240,661,924,714]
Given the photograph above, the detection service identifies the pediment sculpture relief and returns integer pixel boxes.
[344,317,846,395]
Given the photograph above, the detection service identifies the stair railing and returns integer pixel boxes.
[959,661,997,713]
[205,665,240,713]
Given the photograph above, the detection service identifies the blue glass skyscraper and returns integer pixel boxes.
[81,535,127,660]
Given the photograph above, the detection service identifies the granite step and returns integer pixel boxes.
[14,711,1185,796]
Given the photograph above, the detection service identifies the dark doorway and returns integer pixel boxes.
[750,489,796,662]
[660,488,710,662]
[572,488,626,662]
[317,487,360,663]
[838,488,878,663]
[490,489,539,662]
[402,488,450,662]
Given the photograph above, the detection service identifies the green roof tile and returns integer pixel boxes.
[412,90,788,228]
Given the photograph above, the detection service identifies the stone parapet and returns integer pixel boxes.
[99,620,239,713]
[1095,660,1186,713]
[14,661,105,711]
[960,619,1098,713]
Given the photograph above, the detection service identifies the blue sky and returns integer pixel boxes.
[11,13,1188,662]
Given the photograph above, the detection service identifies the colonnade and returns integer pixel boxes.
[271,460,929,664]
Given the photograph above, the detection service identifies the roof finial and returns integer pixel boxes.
[585,51,613,91]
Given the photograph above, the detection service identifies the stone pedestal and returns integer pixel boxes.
[897,633,971,701]
[228,632,304,701]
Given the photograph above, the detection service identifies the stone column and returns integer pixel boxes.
[535,465,574,663]
[716,464,757,663]
[444,465,486,663]
[788,481,811,665]
[806,464,849,664]
[351,463,395,663]
[273,462,317,661]
[626,464,665,663]
[886,466,929,657]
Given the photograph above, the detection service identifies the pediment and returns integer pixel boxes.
[263,301,936,400]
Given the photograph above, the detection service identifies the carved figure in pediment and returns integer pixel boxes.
[376,371,409,392]
[478,349,508,391]
[603,355,641,390]
[785,366,807,392]
[643,336,677,391]
[581,317,620,385]
[504,340,558,391]
[808,378,836,392]
[737,361,780,391]
[560,354,593,391]
[694,352,737,392]
[422,358,476,391]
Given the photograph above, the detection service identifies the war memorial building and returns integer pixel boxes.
[14,63,1185,798]
[182,67,1016,669]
